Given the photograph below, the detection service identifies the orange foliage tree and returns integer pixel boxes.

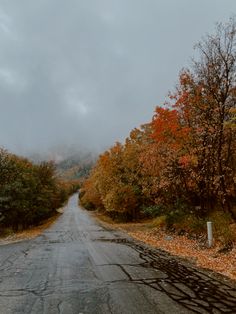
[81,19,236,221]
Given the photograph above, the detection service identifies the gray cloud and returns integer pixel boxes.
[0,0,236,156]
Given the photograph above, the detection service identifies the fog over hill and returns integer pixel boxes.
[28,145,98,164]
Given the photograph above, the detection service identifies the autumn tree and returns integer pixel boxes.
[169,19,236,217]
[81,18,236,223]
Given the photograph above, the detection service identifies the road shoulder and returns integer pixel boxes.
[92,211,236,284]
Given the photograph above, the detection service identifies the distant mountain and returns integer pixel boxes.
[28,147,97,181]
[56,152,96,180]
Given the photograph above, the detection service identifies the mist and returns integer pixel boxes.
[0,0,236,158]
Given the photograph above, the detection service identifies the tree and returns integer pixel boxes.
[81,18,236,222]
[170,19,236,216]
[0,148,75,230]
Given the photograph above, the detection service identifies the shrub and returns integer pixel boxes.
[209,211,236,245]
[141,204,165,218]
[151,215,166,228]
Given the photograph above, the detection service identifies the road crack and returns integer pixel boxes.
[94,237,236,313]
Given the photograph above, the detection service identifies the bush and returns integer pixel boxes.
[167,214,206,235]
[141,204,165,218]
[151,215,166,228]
[165,199,189,228]
[209,211,236,245]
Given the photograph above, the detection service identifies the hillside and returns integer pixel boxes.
[56,153,96,181]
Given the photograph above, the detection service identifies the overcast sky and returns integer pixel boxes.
[0,0,236,157]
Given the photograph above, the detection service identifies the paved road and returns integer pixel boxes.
[0,195,235,314]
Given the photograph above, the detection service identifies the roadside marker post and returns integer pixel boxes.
[207,221,213,248]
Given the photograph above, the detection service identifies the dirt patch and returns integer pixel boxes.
[93,212,236,282]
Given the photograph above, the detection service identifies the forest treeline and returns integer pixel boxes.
[56,153,94,180]
[80,20,236,234]
[0,148,80,231]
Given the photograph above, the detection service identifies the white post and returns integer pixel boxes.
[207,221,213,247]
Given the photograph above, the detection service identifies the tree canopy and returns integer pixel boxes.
[81,19,236,224]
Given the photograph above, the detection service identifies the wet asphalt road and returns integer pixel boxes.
[0,195,236,314]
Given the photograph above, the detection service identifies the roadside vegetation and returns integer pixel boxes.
[0,148,80,233]
[80,19,236,246]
